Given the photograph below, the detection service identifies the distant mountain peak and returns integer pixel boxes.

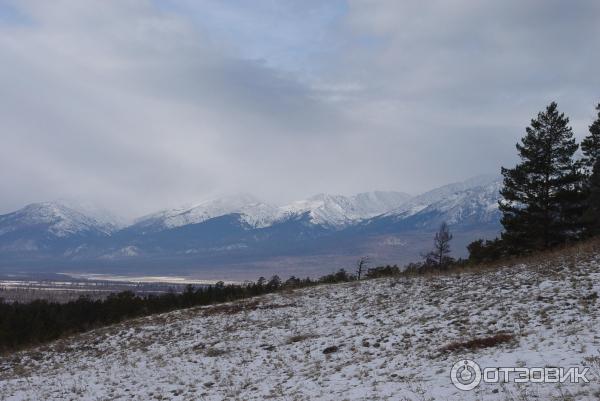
[380,175,502,228]
[54,198,129,229]
[279,190,411,227]
[0,177,503,266]
[131,193,279,232]
[0,201,113,240]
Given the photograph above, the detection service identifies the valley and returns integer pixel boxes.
[2,240,599,400]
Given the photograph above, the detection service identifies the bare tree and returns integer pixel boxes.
[424,222,454,269]
[356,256,369,280]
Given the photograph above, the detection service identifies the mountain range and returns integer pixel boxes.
[0,175,503,279]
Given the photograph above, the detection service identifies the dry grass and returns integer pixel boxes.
[396,236,600,283]
[286,334,318,344]
[202,300,262,316]
[322,345,339,354]
[464,237,600,273]
[260,302,298,310]
[202,300,297,317]
[440,333,515,353]
[205,347,229,357]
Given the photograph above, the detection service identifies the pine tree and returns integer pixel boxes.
[582,158,600,237]
[581,103,600,172]
[499,102,581,251]
[267,275,281,289]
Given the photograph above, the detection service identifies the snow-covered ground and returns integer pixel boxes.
[2,244,600,400]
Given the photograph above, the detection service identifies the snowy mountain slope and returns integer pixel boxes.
[3,242,600,400]
[130,191,411,234]
[0,177,502,269]
[0,202,112,238]
[0,202,114,254]
[384,174,501,219]
[412,178,502,226]
[130,194,280,233]
[362,175,503,232]
[278,191,411,227]
[55,199,128,229]
[98,191,413,263]
[126,178,496,238]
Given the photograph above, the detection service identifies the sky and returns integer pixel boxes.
[1,0,600,219]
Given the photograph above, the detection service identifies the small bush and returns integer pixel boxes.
[322,345,339,354]
[365,265,400,279]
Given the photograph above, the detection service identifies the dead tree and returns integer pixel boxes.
[424,222,454,270]
[356,256,370,280]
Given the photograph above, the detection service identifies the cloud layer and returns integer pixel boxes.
[1,0,599,218]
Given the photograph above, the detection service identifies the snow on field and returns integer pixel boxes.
[2,246,600,400]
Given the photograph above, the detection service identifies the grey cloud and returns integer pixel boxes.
[1,0,599,219]
[0,0,352,217]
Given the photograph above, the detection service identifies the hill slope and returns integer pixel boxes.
[2,241,600,400]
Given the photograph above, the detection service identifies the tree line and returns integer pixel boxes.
[0,267,395,352]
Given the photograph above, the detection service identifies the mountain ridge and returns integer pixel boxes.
[0,176,503,275]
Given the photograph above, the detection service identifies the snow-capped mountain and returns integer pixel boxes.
[0,202,113,253]
[130,194,279,234]
[273,175,500,231]
[0,176,503,269]
[279,191,411,227]
[131,191,412,233]
[381,175,502,227]
[412,178,502,226]
[56,199,129,229]
[0,202,114,238]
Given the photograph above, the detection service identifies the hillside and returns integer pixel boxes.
[2,241,599,400]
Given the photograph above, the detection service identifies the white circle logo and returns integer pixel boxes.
[451,359,482,391]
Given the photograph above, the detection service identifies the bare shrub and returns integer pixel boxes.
[286,334,317,344]
[322,345,339,354]
[440,333,515,353]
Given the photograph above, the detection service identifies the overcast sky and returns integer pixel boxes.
[1,0,600,218]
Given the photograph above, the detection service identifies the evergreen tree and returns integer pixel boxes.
[267,275,281,289]
[582,158,600,236]
[581,103,600,172]
[500,102,582,251]
[467,238,504,263]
